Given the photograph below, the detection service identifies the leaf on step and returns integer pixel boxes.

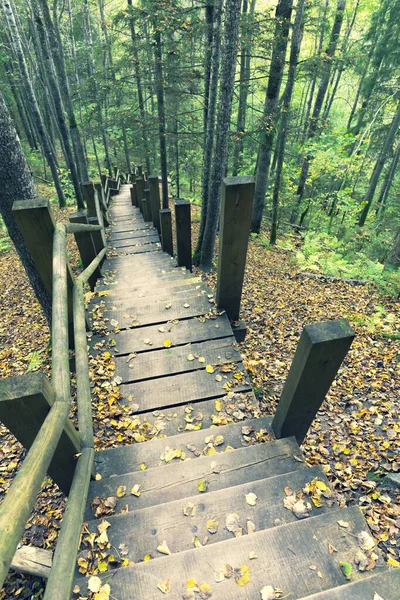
[183,303,190,308]
[143,554,151,561]
[198,479,208,493]
[143,338,152,345]
[340,562,352,579]
[183,501,196,517]
[373,594,385,600]
[357,531,375,551]
[207,519,219,534]
[226,513,242,537]
[205,445,216,456]
[157,578,171,594]
[211,461,222,474]
[95,473,102,480]
[328,542,338,554]
[165,303,172,309]
[163,339,172,348]
[158,326,165,332]
[260,586,275,600]
[192,535,201,547]
[88,576,102,593]
[162,447,182,463]
[131,484,141,497]
[140,463,147,470]
[214,435,224,446]
[249,551,257,560]
[198,356,205,363]
[157,540,171,555]
[94,583,111,600]
[215,374,222,381]
[214,568,225,583]
[97,559,108,573]
[247,520,256,534]
[245,493,257,507]
[387,557,400,567]
[187,353,195,361]
[283,494,310,519]
[235,565,250,587]
[97,519,111,534]
[206,365,214,373]
[116,485,126,498]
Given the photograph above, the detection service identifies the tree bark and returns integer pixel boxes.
[153,27,169,208]
[270,0,306,244]
[199,0,242,268]
[376,139,400,219]
[251,0,293,234]
[2,0,66,207]
[358,101,400,226]
[0,91,52,324]
[384,227,400,270]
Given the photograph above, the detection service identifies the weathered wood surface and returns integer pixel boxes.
[113,243,162,255]
[114,337,241,383]
[90,282,209,309]
[83,466,330,565]
[109,228,158,241]
[11,545,52,579]
[69,212,100,290]
[297,570,400,599]
[86,437,301,515]
[118,364,252,413]
[160,208,173,255]
[174,199,192,271]
[110,234,160,248]
[77,507,379,600]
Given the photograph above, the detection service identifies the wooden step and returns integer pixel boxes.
[298,569,400,599]
[94,415,273,476]
[117,363,252,413]
[110,234,160,248]
[95,271,194,294]
[75,506,384,599]
[94,276,201,296]
[90,283,209,308]
[109,229,158,241]
[114,336,240,384]
[85,437,301,518]
[112,243,161,255]
[80,465,334,567]
[110,223,153,234]
[91,313,232,356]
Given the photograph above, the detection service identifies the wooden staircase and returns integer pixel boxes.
[71,184,399,599]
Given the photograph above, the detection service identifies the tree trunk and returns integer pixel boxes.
[194,0,223,264]
[32,0,84,209]
[0,91,52,324]
[384,228,400,270]
[153,28,169,208]
[203,1,214,137]
[376,139,400,219]
[3,58,37,150]
[251,0,293,234]
[270,0,306,245]
[358,101,400,226]
[199,0,242,269]
[292,0,346,222]
[2,0,66,207]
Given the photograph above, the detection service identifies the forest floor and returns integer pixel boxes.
[0,201,399,598]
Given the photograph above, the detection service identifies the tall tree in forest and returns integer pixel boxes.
[270,0,306,244]
[376,139,400,220]
[385,227,400,270]
[358,101,400,226]
[291,0,346,222]
[194,0,223,264]
[32,0,84,209]
[153,25,169,207]
[199,0,242,268]
[0,91,51,324]
[2,0,66,207]
[251,0,293,234]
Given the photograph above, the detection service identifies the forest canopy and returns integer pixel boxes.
[0,0,399,288]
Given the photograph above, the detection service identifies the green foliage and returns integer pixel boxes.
[25,351,44,372]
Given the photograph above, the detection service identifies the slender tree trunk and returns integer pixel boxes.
[270,0,306,244]
[292,0,346,222]
[127,0,151,174]
[251,0,293,233]
[384,228,400,270]
[376,139,400,219]
[203,1,214,137]
[153,28,169,207]
[33,0,84,208]
[358,101,400,226]
[2,0,66,207]
[199,0,242,268]
[194,0,223,264]
[3,58,37,149]
[0,91,52,324]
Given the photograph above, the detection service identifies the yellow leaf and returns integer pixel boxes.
[95,473,102,481]
[206,446,216,456]
[314,480,328,491]
[144,554,151,561]
[215,399,223,411]
[187,353,195,361]
[206,365,214,373]
[157,578,171,594]
[116,485,126,498]
[97,560,108,573]
[207,519,219,534]
[198,480,208,493]
[140,463,147,470]
[236,565,250,586]
[157,540,171,555]
[164,339,172,348]
[198,356,205,363]
[388,558,400,567]
[131,484,141,497]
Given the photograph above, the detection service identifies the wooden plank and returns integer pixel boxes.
[160,208,173,255]
[91,281,208,305]
[109,228,158,241]
[115,337,241,383]
[174,199,192,271]
[118,363,251,413]
[110,223,152,234]
[110,234,160,248]
[76,506,379,600]
[294,570,400,599]
[115,243,162,255]
[69,212,101,290]
[91,314,232,355]
[148,175,161,233]
[11,545,52,579]
[0,372,81,495]
[86,437,301,514]
[91,294,212,330]
[94,271,194,293]
[83,466,331,566]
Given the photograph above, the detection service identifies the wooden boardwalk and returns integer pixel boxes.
[71,184,399,599]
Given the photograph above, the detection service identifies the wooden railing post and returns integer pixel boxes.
[143,187,152,222]
[81,182,106,256]
[0,373,81,495]
[94,182,109,227]
[216,176,254,340]
[69,212,101,290]
[272,320,355,444]
[136,176,144,214]
[174,199,192,271]
[148,175,161,233]
[12,199,75,344]
[130,183,138,207]
[160,208,173,255]
[137,164,143,177]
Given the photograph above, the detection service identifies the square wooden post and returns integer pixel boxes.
[94,182,109,227]
[136,176,145,214]
[0,373,82,495]
[174,199,192,271]
[82,183,106,256]
[130,184,138,207]
[272,320,355,444]
[143,188,152,222]
[12,199,75,345]
[69,212,101,290]
[81,181,96,217]
[148,175,161,233]
[137,164,143,177]
[160,208,173,255]
[216,176,254,328]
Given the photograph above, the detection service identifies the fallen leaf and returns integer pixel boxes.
[245,492,257,507]
[157,578,171,594]
[235,564,250,587]
[183,501,196,517]
[260,586,275,600]
[88,576,102,593]
[340,562,352,579]
[157,540,171,555]
[207,519,219,534]
[198,480,208,492]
